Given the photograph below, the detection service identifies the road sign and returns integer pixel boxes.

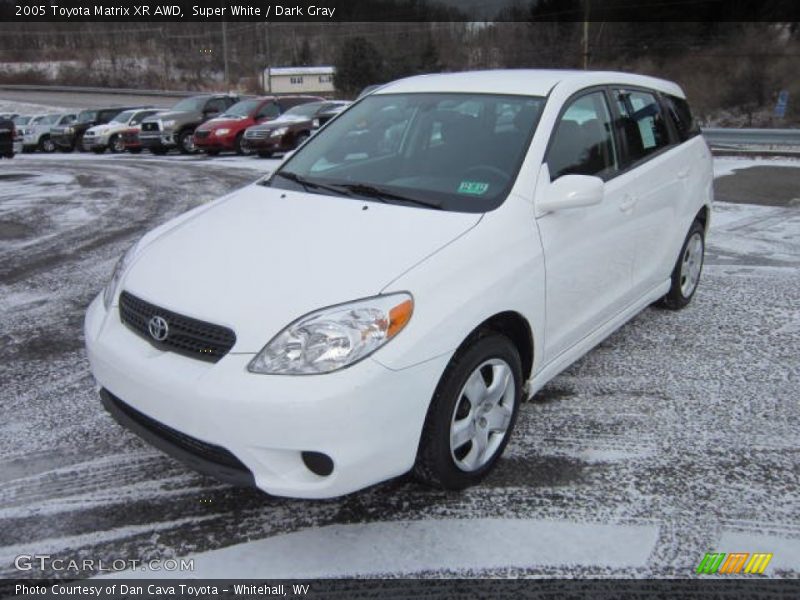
[774,90,789,118]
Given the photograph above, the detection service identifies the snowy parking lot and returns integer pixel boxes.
[1,150,798,579]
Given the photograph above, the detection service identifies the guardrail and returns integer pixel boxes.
[702,128,800,151]
[0,84,198,98]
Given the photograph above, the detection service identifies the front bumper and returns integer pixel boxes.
[84,294,447,498]
[82,137,109,151]
[140,132,176,150]
[52,133,76,149]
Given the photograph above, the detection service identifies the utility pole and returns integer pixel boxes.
[582,0,590,70]
[221,1,230,88]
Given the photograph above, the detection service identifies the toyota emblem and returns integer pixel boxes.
[148,315,169,342]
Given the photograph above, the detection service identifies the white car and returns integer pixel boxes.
[21,113,76,152]
[85,70,712,499]
[82,108,162,153]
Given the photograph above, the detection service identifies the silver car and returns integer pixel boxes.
[21,113,76,153]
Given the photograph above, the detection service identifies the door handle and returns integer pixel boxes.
[620,194,638,212]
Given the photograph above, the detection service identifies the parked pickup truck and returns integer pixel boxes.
[82,108,161,153]
[51,107,140,152]
[193,95,323,156]
[138,95,241,154]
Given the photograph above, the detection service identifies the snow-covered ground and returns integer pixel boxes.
[1,154,798,580]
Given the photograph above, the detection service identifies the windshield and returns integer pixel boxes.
[39,114,61,125]
[221,99,261,118]
[171,97,206,112]
[281,102,325,119]
[13,116,31,126]
[78,110,97,123]
[110,110,136,124]
[271,93,545,212]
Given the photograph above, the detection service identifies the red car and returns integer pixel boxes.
[193,95,323,155]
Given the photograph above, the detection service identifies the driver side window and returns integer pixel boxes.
[547,91,618,181]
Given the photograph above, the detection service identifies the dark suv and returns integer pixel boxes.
[51,107,139,152]
[139,95,241,154]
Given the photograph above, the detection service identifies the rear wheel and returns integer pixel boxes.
[660,220,705,310]
[178,129,196,154]
[414,333,521,490]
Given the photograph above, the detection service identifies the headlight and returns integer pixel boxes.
[161,119,176,129]
[270,127,288,138]
[103,244,138,310]
[312,118,320,128]
[214,128,230,136]
[65,126,74,134]
[248,293,413,375]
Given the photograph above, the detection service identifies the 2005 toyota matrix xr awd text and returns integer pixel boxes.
[85,70,713,498]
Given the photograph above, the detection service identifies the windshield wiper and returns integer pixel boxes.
[336,183,443,210]
[268,171,352,198]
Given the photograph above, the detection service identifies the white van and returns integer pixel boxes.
[85,70,713,498]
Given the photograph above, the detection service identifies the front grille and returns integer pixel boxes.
[245,129,269,139]
[106,392,249,472]
[194,130,210,139]
[119,291,236,363]
[141,122,160,132]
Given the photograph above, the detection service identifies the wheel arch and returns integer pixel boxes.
[695,204,710,234]
[459,311,534,383]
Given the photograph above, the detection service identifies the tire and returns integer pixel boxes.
[659,219,705,310]
[257,151,273,159]
[234,132,250,155]
[109,134,125,154]
[149,148,168,155]
[294,132,310,149]
[177,129,196,154]
[38,135,56,153]
[414,333,522,490]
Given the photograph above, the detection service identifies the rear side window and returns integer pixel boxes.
[547,91,618,180]
[664,95,700,142]
[614,89,671,164]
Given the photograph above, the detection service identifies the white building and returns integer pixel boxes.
[263,66,336,95]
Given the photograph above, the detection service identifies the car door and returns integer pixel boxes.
[536,89,640,363]
[611,88,684,295]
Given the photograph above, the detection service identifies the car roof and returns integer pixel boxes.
[376,69,685,99]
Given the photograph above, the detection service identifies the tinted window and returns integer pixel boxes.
[615,89,671,164]
[664,95,700,142]
[205,98,229,113]
[547,91,618,180]
[256,102,280,120]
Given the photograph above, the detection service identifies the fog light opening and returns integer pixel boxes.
[301,451,334,477]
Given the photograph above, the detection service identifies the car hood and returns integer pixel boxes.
[144,110,194,122]
[121,184,482,352]
[249,115,309,131]
[197,117,249,131]
[86,123,124,135]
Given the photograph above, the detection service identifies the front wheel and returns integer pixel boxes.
[659,220,705,310]
[39,135,56,153]
[414,333,522,490]
[109,134,125,154]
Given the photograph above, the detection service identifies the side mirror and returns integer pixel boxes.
[538,174,604,213]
